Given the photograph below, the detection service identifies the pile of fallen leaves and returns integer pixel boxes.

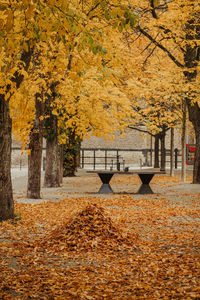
[43,203,135,253]
[0,173,200,299]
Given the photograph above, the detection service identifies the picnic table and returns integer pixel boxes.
[87,169,165,194]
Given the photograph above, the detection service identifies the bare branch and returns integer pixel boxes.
[128,125,155,136]
[137,26,184,68]
[143,45,157,65]
[158,26,186,53]
[86,2,100,16]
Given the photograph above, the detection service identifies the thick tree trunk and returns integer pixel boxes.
[59,144,64,185]
[154,134,159,168]
[0,49,33,221]
[27,98,43,198]
[27,130,43,198]
[170,128,174,177]
[0,97,14,221]
[184,16,200,183]
[187,102,200,183]
[194,129,200,184]
[44,136,60,187]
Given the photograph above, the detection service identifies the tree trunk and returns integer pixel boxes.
[0,49,33,221]
[154,134,159,168]
[187,102,200,183]
[181,100,187,182]
[27,130,43,198]
[170,127,174,177]
[194,129,200,184]
[160,127,166,172]
[27,97,43,198]
[0,97,14,221]
[184,16,200,183]
[59,144,64,185]
[63,131,81,177]
[44,136,60,187]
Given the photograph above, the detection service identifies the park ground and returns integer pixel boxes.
[0,168,200,299]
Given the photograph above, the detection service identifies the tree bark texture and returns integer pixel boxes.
[0,49,33,221]
[184,16,200,183]
[0,96,14,221]
[27,98,44,198]
[43,109,60,187]
[59,144,64,185]
[154,134,159,168]
[160,128,166,172]
[27,130,43,198]
[181,101,187,182]
[44,136,60,187]
[187,101,200,183]
[170,128,174,177]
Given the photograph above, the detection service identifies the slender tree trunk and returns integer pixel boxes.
[154,134,159,168]
[160,128,166,172]
[150,135,153,167]
[0,97,14,221]
[181,100,187,182]
[170,127,175,177]
[76,150,81,168]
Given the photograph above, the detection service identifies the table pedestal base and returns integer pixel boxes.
[137,173,154,194]
[98,183,113,194]
[98,173,114,194]
[137,184,153,194]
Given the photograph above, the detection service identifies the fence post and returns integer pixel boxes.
[93,150,96,170]
[116,154,120,171]
[81,149,84,168]
[111,159,113,170]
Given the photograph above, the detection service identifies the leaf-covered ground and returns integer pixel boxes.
[0,173,200,299]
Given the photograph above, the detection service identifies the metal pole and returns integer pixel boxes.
[116,152,120,171]
[93,150,96,170]
[105,150,107,170]
[82,149,84,168]
[150,135,153,166]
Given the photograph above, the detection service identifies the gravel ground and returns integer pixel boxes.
[11,167,200,207]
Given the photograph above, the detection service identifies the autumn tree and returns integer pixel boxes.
[126,62,182,171]
[128,0,200,182]
[1,0,138,214]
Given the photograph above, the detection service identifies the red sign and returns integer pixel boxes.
[186,144,197,165]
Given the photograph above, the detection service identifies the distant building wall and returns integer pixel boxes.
[11,127,190,169]
[81,128,183,169]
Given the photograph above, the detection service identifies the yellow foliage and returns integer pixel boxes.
[1,0,199,144]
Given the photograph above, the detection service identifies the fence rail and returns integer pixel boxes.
[80,148,181,170]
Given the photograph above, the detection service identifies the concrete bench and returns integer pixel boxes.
[87,169,165,194]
